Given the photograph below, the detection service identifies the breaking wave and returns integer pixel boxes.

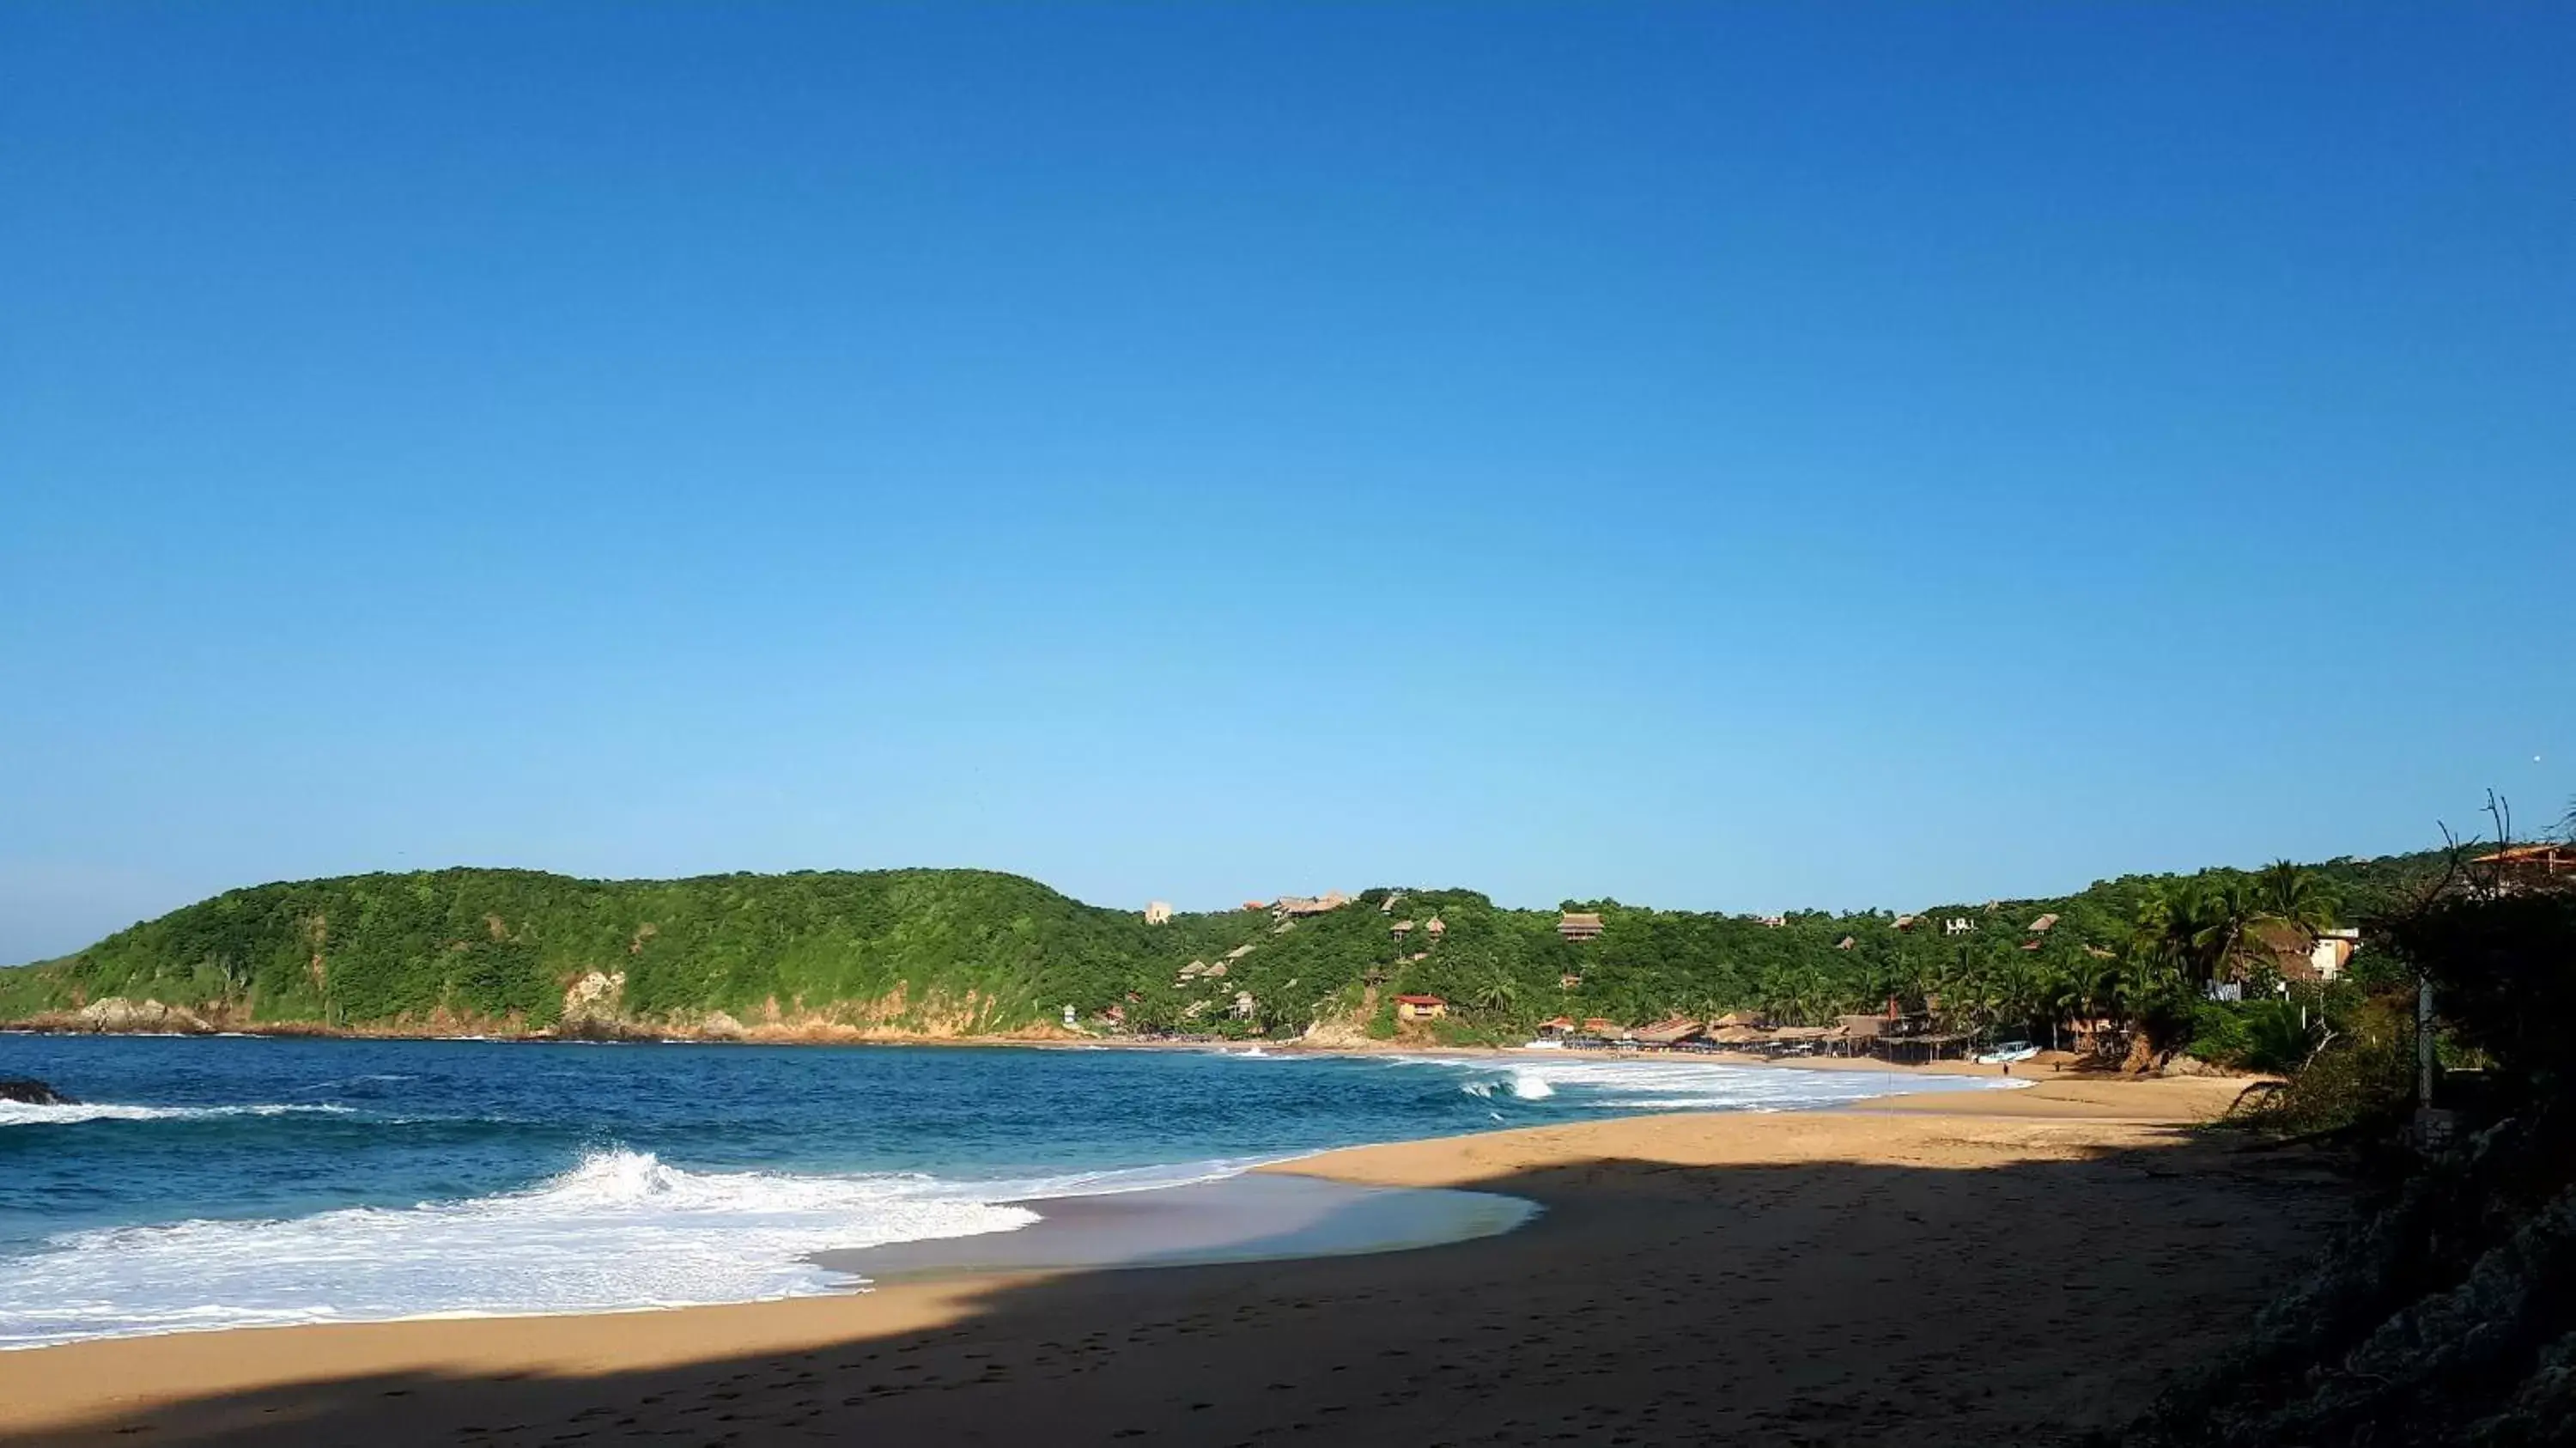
[0,1101,356,1129]
[1420,1056,2020,1114]
[0,1148,1042,1349]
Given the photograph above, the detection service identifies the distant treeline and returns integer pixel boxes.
[0,853,2452,1043]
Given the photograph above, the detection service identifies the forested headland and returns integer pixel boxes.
[0,849,2452,1066]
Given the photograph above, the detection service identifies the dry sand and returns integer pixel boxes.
[0,1074,2343,1446]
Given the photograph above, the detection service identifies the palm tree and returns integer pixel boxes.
[1467,970,1520,1020]
[2250,859,2337,935]
[2042,964,2087,1052]
[2141,875,2266,985]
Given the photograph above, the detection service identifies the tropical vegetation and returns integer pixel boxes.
[2130,812,2576,1448]
[0,850,2452,1056]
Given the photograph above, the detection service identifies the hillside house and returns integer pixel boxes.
[1558,912,1605,942]
[2255,922,2365,983]
[2471,844,2576,892]
[1391,920,1415,938]
[1276,891,1352,918]
[1425,917,1445,940]
[1395,995,1448,1023]
[1144,901,1175,925]
[2311,928,2360,980]
[2027,913,2059,934]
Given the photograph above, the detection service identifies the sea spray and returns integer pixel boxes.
[0,1148,1040,1349]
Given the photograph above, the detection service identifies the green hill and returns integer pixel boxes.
[0,853,2452,1044]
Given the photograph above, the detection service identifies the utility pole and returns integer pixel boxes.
[2417,974,2435,1111]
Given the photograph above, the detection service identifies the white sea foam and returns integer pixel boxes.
[0,1148,1042,1349]
[0,1102,355,1129]
[1418,1056,2024,1113]
[945,1154,1291,1204]
[1457,1072,1559,1102]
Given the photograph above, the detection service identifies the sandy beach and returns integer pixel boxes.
[0,1073,2341,1446]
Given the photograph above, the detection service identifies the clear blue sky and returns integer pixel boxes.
[3,3,2570,963]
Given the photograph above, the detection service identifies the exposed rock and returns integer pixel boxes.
[0,1079,73,1105]
[561,970,627,1025]
[2131,1109,2576,1448]
[696,1011,746,1041]
[71,997,210,1033]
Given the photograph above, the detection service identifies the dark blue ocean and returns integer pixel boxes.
[0,1035,2008,1348]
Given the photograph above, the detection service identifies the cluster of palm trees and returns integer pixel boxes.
[1996,860,2342,1064]
[1437,861,2348,1067]
[2135,859,2339,985]
[1817,861,2346,1062]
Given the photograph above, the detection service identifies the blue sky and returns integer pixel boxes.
[3,3,2570,962]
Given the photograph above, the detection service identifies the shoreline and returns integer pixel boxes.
[812,1172,1540,1283]
[0,1073,2321,1445]
[4,1019,2073,1085]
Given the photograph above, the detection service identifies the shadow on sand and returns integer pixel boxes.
[0,1129,2345,1448]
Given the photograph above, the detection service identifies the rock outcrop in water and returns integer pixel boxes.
[0,1078,73,1105]
[69,997,210,1033]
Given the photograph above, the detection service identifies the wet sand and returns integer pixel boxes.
[814,1172,1538,1281]
[0,1074,2344,1446]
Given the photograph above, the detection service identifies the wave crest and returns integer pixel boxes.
[0,1147,1042,1350]
[0,1102,355,1129]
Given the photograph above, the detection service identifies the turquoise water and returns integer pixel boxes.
[0,1034,2011,1347]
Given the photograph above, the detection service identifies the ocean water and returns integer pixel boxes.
[0,1035,2015,1348]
